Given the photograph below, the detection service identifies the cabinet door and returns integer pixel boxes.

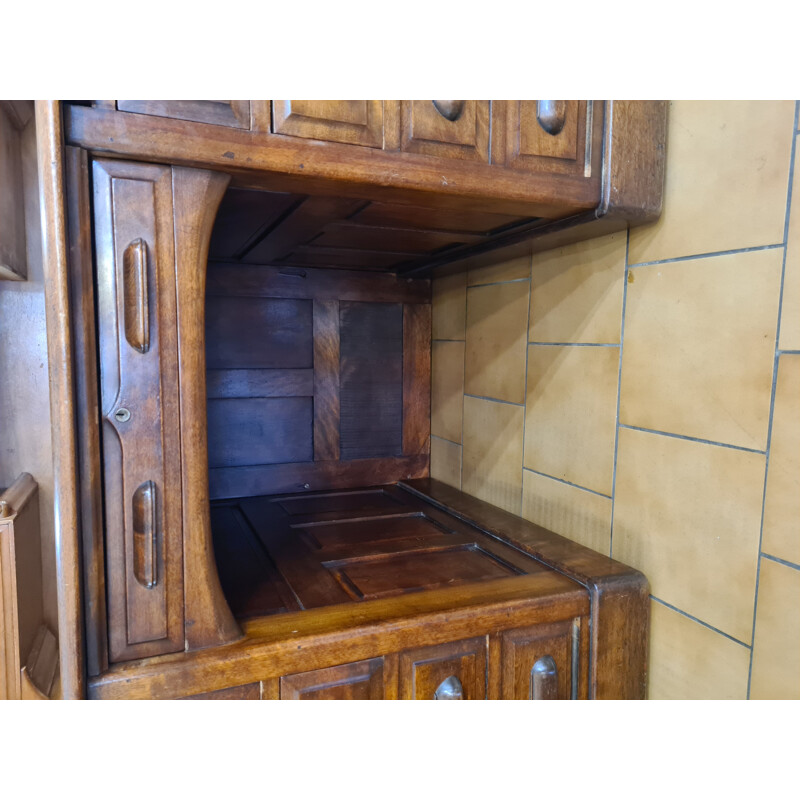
[93,159,185,663]
[281,659,384,699]
[116,100,251,129]
[499,619,585,700]
[398,637,487,700]
[400,100,489,162]
[271,101,384,147]
[495,100,594,177]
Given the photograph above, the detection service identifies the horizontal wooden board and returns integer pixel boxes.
[206,296,312,369]
[207,397,313,468]
[206,368,314,399]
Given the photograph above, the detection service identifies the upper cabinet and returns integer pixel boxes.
[70,100,666,274]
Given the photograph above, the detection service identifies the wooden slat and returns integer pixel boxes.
[206,368,313,399]
[402,304,431,456]
[208,455,429,500]
[207,262,430,304]
[313,300,340,461]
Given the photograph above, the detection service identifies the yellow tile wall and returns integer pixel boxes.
[430,100,800,698]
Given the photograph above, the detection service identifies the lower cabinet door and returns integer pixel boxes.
[398,637,487,700]
[281,658,384,699]
[499,619,584,700]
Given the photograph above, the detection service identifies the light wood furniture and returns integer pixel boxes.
[30,100,665,699]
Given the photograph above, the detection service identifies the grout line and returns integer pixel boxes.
[522,467,612,500]
[618,424,766,455]
[466,277,530,290]
[464,393,525,408]
[527,341,618,347]
[761,553,800,572]
[747,100,799,699]
[651,597,752,649]
[777,349,800,355]
[609,230,631,558]
[627,242,785,269]
[519,254,533,518]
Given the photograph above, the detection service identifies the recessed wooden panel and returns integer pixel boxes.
[311,222,483,253]
[398,638,487,700]
[206,368,314,399]
[272,101,384,148]
[281,658,384,699]
[93,159,185,663]
[352,202,525,234]
[185,682,261,699]
[327,545,521,601]
[207,397,312,468]
[205,296,313,369]
[500,619,578,699]
[339,302,403,460]
[401,101,490,162]
[278,489,402,517]
[117,100,250,129]
[297,515,452,552]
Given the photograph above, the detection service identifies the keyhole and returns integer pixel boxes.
[115,408,131,423]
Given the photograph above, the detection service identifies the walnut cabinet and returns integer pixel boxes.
[35,100,664,699]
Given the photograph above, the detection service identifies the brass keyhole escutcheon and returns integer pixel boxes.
[114,407,131,423]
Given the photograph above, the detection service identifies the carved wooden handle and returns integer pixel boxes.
[132,480,157,589]
[432,101,466,122]
[530,655,558,699]
[433,675,464,699]
[536,101,567,136]
[123,238,150,353]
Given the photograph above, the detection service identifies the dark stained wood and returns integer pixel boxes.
[171,166,241,651]
[401,478,650,699]
[313,300,340,461]
[207,368,314,400]
[65,145,107,677]
[398,637,487,700]
[281,658,384,699]
[205,296,313,369]
[93,158,185,661]
[351,201,524,234]
[35,101,84,698]
[339,301,403,460]
[402,304,431,456]
[118,101,251,129]
[311,221,485,253]
[207,262,430,304]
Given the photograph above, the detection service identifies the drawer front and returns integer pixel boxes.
[116,100,251,129]
[494,100,596,178]
[400,101,490,162]
[93,159,185,663]
[398,637,487,700]
[271,100,384,148]
[499,619,585,700]
[281,658,384,699]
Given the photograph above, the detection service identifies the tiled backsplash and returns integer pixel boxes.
[431,100,800,699]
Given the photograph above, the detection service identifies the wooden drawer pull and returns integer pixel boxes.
[432,101,466,122]
[132,480,158,589]
[531,655,558,699]
[123,237,150,353]
[433,675,463,700]
[536,101,567,136]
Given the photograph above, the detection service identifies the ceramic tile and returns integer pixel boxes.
[780,146,800,351]
[430,340,464,444]
[648,600,750,700]
[529,232,626,344]
[619,249,782,451]
[750,558,800,699]
[521,469,611,555]
[613,427,764,643]
[465,280,529,404]
[467,254,530,287]
[762,355,800,564]
[430,436,462,490]
[432,269,466,341]
[628,101,795,264]
[462,395,524,514]
[524,345,618,496]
